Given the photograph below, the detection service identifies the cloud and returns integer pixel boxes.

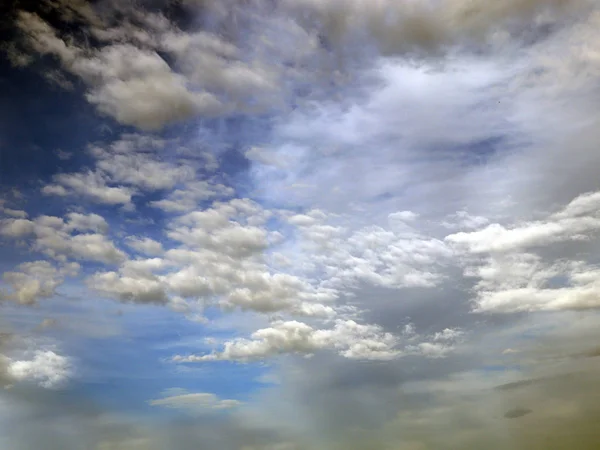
[148,389,242,414]
[176,321,463,364]
[286,0,587,56]
[125,237,164,256]
[42,133,224,209]
[0,213,125,264]
[87,263,169,305]
[64,212,109,234]
[89,142,195,191]
[1,260,79,305]
[149,181,235,213]
[0,208,28,219]
[174,319,401,362]
[15,11,223,129]
[13,5,284,130]
[445,189,600,313]
[8,1,600,448]
[81,45,223,129]
[6,350,71,389]
[43,171,135,206]
[279,209,452,292]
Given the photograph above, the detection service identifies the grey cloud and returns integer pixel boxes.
[504,406,533,419]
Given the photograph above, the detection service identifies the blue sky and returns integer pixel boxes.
[3,0,600,449]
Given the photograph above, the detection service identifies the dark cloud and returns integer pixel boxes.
[504,407,532,419]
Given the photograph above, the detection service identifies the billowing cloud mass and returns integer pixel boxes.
[4,0,600,448]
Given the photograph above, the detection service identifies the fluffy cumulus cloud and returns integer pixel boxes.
[0,213,125,264]
[174,319,401,362]
[6,350,72,389]
[12,3,285,129]
[1,260,79,305]
[6,0,600,448]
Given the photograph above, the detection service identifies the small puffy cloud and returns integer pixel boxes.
[64,212,109,234]
[287,212,453,291]
[0,218,35,237]
[43,171,135,206]
[173,319,401,362]
[43,134,219,207]
[1,214,125,264]
[1,208,28,219]
[411,328,465,358]
[125,237,164,256]
[1,260,79,305]
[6,350,72,388]
[168,199,272,258]
[148,389,242,413]
[89,141,195,191]
[88,265,168,304]
[388,211,419,222]
[150,180,235,213]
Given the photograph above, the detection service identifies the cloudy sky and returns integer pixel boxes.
[2,0,600,448]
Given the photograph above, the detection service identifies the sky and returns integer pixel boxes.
[3,0,600,448]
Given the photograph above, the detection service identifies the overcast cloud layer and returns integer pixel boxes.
[3,0,600,448]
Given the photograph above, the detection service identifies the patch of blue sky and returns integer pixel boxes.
[481,364,523,373]
[7,293,270,416]
[0,70,100,186]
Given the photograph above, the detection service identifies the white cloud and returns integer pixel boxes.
[441,211,489,231]
[90,143,195,191]
[125,237,164,256]
[1,208,27,219]
[16,10,224,129]
[149,180,234,213]
[15,7,283,129]
[43,171,135,206]
[447,190,600,313]
[388,210,419,222]
[64,212,109,234]
[174,319,401,362]
[445,218,600,254]
[282,211,453,292]
[446,190,600,257]
[1,260,79,305]
[81,45,223,130]
[0,214,125,264]
[411,328,465,358]
[88,266,168,305]
[0,218,35,237]
[6,350,72,388]
[148,389,242,413]
[42,133,224,209]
